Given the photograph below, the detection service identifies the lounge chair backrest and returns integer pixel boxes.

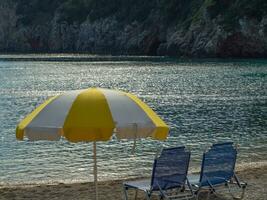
[150,146,191,191]
[200,142,237,186]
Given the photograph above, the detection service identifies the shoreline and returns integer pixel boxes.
[1,161,266,188]
[1,163,266,200]
[0,54,267,63]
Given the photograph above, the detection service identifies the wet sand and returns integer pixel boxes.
[1,164,266,200]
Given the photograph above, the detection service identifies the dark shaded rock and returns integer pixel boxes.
[141,28,161,56]
[27,36,41,50]
[166,43,180,56]
[217,32,266,58]
[157,43,167,56]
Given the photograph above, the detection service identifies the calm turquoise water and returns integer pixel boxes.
[0,55,266,185]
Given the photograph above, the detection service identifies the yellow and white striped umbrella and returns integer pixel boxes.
[16,88,169,200]
[16,88,169,141]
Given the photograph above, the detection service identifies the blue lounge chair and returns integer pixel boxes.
[123,146,195,200]
[188,142,247,199]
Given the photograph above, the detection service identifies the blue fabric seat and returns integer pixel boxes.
[123,146,194,200]
[188,142,247,199]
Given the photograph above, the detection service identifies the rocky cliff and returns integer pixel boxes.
[0,0,267,58]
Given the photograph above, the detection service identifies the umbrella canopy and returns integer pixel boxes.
[16,88,168,141]
[16,88,169,200]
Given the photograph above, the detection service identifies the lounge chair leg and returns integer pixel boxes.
[145,192,151,200]
[196,191,200,200]
[123,186,129,200]
[227,182,247,200]
[186,177,195,199]
[240,185,247,199]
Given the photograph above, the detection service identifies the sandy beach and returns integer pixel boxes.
[1,163,266,200]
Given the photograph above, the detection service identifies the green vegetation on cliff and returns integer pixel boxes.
[14,0,267,26]
[1,0,266,57]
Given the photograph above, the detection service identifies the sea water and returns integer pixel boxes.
[0,55,266,185]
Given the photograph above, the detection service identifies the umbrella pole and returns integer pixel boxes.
[131,123,137,154]
[93,141,98,200]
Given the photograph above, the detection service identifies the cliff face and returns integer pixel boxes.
[0,0,267,58]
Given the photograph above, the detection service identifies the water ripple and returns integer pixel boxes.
[0,58,266,185]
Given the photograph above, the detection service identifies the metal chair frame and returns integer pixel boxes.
[123,147,195,200]
[189,142,247,200]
